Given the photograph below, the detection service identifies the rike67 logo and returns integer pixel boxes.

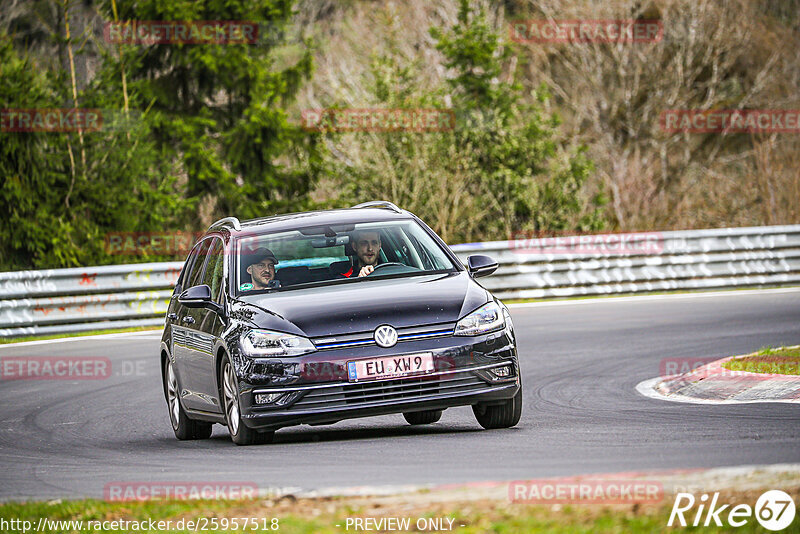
[669,490,796,531]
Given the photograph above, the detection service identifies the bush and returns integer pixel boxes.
[319,0,605,244]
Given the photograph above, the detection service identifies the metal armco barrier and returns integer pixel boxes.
[1,225,799,338]
[0,263,182,338]
[450,224,800,300]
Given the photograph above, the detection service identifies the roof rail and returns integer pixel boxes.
[351,201,403,214]
[208,216,241,231]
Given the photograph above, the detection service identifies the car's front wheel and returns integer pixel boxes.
[164,358,212,440]
[403,410,443,425]
[472,386,522,429]
[221,356,274,446]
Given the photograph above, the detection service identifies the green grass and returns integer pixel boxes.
[1,494,795,533]
[0,326,160,344]
[723,346,800,375]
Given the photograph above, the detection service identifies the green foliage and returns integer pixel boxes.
[431,0,516,111]
[0,32,187,270]
[104,0,323,221]
[327,0,605,243]
[433,0,606,238]
[1,0,604,269]
[1,0,323,270]
[0,36,69,268]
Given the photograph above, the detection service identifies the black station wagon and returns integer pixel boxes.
[160,201,522,445]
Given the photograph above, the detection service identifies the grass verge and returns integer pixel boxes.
[1,488,797,533]
[723,346,800,376]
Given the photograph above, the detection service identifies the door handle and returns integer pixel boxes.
[167,313,177,321]
[181,316,195,325]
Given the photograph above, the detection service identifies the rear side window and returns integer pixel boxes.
[186,240,211,288]
[202,238,225,303]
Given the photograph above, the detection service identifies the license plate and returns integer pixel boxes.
[347,353,434,382]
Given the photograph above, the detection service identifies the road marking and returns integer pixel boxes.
[0,330,162,349]
[507,287,800,309]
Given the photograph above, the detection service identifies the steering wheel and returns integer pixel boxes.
[366,262,407,275]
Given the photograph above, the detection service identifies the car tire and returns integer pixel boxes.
[403,410,443,425]
[220,356,274,446]
[472,386,522,429]
[164,358,213,440]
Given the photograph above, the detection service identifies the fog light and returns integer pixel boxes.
[492,365,512,377]
[255,392,285,404]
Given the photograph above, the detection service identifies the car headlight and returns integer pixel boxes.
[454,301,505,336]
[241,329,316,357]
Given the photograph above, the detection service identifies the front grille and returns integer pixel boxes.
[290,370,488,410]
[313,323,455,350]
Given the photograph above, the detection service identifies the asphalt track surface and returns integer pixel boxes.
[1,289,799,501]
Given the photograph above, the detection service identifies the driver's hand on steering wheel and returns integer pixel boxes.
[357,265,375,277]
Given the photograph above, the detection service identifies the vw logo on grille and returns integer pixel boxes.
[374,325,398,348]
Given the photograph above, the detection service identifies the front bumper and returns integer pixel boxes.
[236,329,519,430]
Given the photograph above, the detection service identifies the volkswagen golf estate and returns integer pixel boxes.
[160,201,522,445]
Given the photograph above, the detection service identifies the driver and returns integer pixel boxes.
[342,230,382,278]
[242,248,281,290]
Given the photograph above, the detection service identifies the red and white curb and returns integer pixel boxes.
[637,355,800,405]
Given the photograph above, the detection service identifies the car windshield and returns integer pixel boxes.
[234,219,458,294]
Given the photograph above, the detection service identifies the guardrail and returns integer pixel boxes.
[0,263,182,338]
[450,224,800,299]
[1,225,798,338]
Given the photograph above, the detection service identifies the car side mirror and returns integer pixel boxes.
[467,255,498,278]
[179,284,219,311]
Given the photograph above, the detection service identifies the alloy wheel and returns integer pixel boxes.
[167,360,180,428]
[223,363,240,435]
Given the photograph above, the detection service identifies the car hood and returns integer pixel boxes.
[232,271,489,338]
